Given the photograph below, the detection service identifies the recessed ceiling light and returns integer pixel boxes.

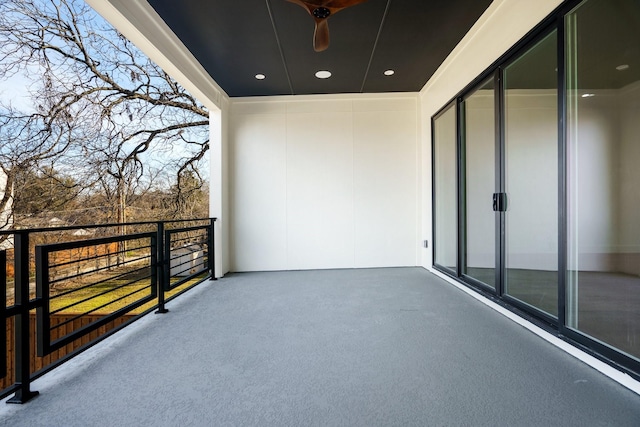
[384,69,395,76]
[255,74,266,80]
[616,64,630,71]
[315,70,332,79]
[581,93,595,98]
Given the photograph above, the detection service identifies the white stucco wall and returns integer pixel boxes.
[432,105,457,269]
[229,94,419,272]
[568,82,640,275]
[617,82,640,274]
[210,105,231,277]
[464,90,495,269]
[504,90,558,271]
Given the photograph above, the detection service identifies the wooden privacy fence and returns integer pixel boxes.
[1,313,135,390]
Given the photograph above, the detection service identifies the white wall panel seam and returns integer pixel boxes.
[352,100,356,267]
[285,101,290,270]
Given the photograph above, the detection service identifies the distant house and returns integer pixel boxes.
[72,228,94,237]
[48,217,66,227]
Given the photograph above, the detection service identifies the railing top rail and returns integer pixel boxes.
[165,224,211,235]
[0,218,217,236]
[37,231,154,252]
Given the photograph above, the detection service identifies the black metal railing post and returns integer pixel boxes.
[155,221,168,314]
[209,218,216,280]
[7,231,39,404]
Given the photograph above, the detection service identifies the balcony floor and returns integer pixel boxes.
[1,268,640,426]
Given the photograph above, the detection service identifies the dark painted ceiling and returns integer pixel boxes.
[146,0,493,97]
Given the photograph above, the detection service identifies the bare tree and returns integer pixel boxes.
[0,0,210,233]
[0,103,78,245]
[13,165,82,217]
[170,169,209,219]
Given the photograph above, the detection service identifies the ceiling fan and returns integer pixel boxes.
[286,0,371,52]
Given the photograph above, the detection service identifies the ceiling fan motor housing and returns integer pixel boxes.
[313,7,331,19]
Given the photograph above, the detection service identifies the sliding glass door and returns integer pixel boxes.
[457,30,559,312]
[462,78,497,290]
[565,0,640,360]
[432,0,640,376]
[502,31,559,317]
[433,104,457,273]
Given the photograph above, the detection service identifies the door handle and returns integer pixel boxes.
[493,193,508,212]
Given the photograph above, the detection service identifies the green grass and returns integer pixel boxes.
[49,267,208,315]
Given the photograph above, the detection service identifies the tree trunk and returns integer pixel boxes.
[116,181,126,267]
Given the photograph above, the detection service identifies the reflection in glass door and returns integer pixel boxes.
[565,0,640,360]
[503,31,558,317]
[433,104,458,272]
[462,78,496,290]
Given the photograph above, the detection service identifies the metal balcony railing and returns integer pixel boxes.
[0,218,216,403]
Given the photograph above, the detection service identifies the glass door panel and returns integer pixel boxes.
[462,78,496,289]
[503,31,559,317]
[566,0,640,360]
[433,104,458,272]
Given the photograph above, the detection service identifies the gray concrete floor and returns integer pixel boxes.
[1,268,640,426]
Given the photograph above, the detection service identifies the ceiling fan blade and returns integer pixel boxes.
[313,19,330,52]
[288,0,369,8]
[286,0,371,51]
[324,0,371,9]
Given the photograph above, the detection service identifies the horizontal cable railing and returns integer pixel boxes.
[0,218,216,403]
